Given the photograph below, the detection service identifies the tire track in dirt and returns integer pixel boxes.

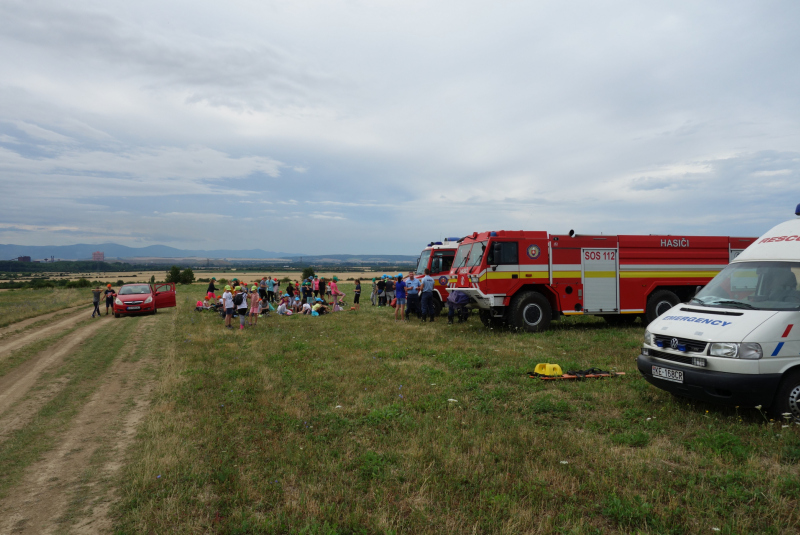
[0,319,109,421]
[0,316,158,534]
[0,305,86,340]
[0,309,103,359]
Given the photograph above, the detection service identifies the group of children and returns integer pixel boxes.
[196,275,363,330]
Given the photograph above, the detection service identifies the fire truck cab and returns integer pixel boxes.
[415,238,459,315]
[448,230,755,332]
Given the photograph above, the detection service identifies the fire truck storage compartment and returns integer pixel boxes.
[581,248,619,312]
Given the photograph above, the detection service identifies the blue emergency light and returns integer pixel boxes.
[445,237,460,241]
[490,231,497,237]
[796,203,800,216]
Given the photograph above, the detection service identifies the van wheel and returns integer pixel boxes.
[509,292,551,333]
[645,290,680,324]
[772,370,800,422]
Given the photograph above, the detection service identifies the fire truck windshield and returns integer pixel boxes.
[453,243,472,269]
[454,241,487,269]
[466,241,488,267]
[416,249,432,275]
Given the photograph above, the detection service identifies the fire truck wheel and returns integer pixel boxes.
[479,310,503,328]
[432,297,443,316]
[645,290,680,324]
[510,292,551,332]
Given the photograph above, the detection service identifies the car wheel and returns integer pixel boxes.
[114,312,120,318]
[645,290,680,324]
[772,369,800,422]
[509,291,552,333]
[152,307,158,315]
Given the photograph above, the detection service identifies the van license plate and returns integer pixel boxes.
[652,366,683,383]
[127,306,140,310]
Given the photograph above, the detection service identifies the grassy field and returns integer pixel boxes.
[0,288,87,328]
[110,283,800,534]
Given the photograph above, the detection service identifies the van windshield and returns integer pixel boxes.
[691,261,800,310]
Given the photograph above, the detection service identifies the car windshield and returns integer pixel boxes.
[691,261,800,310]
[416,249,432,275]
[119,285,150,295]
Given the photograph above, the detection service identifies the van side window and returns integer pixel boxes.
[487,242,518,265]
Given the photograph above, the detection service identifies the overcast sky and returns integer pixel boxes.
[1,0,799,255]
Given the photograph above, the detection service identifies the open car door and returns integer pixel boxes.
[154,282,177,308]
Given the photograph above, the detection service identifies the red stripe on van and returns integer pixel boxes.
[782,324,793,338]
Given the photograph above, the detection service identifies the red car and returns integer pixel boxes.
[114,283,176,317]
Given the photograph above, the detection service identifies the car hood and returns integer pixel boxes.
[119,293,150,299]
[648,305,778,343]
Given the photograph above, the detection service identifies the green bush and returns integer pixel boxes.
[165,266,181,284]
[301,267,315,279]
[180,268,195,285]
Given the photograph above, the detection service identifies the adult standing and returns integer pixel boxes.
[91,286,102,318]
[376,276,386,306]
[394,275,407,322]
[385,276,395,304]
[313,276,320,298]
[267,276,275,302]
[419,268,436,322]
[222,285,234,329]
[104,284,116,315]
[370,278,377,306]
[319,277,327,300]
[405,272,421,319]
[207,277,217,297]
[258,277,267,300]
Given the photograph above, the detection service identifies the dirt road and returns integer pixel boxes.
[0,308,165,534]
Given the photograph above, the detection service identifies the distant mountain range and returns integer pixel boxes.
[0,243,417,264]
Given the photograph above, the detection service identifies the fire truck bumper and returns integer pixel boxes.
[449,287,501,310]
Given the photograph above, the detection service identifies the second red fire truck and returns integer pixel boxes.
[447,230,756,331]
[414,238,459,315]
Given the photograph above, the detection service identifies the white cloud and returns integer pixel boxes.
[0,1,799,253]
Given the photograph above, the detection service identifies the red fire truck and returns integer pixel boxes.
[447,230,756,331]
[415,238,459,315]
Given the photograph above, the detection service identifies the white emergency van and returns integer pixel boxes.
[638,205,800,419]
